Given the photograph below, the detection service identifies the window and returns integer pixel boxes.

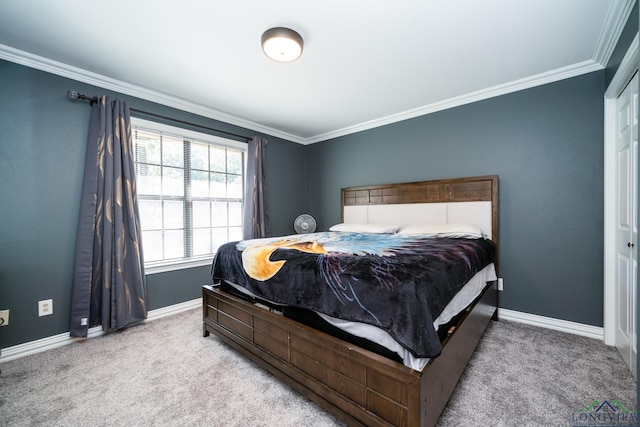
[132,118,246,273]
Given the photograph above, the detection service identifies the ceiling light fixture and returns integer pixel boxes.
[261,27,304,62]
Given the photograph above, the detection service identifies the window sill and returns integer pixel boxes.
[145,257,213,275]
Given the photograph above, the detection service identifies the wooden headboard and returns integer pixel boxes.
[341,175,499,265]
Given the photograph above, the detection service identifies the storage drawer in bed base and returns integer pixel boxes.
[202,281,497,427]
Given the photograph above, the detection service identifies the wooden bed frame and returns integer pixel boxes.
[203,175,499,427]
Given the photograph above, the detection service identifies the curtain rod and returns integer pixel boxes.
[66,90,252,143]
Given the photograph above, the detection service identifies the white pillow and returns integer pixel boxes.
[397,223,484,238]
[329,223,400,234]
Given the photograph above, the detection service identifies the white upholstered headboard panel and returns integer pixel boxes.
[343,201,492,238]
[340,175,498,246]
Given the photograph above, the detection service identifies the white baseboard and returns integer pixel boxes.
[0,298,202,363]
[498,308,604,341]
[146,298,202,321]
[0,302,604,364]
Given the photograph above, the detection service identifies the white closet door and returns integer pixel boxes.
[615,71,638,379]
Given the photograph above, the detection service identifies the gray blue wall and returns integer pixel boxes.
[0,60,306,348]
[304,4,638,330]
[306,72,605,327]
[0,5,637,351]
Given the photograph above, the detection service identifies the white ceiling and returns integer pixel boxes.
[0,1,633,144]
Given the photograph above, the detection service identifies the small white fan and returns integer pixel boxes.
[294,214,317,234]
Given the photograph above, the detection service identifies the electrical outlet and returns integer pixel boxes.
[38,299,53,317]
[0,309,9,326]
[498,278,504,291]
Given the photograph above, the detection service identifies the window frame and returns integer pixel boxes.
[131,117,247,275]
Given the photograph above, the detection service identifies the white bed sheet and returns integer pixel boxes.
[222,263,496,371]
[318,263,496,370]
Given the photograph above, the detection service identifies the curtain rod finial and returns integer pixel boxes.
[67,89,80,100]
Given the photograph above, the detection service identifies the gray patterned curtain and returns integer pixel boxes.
[243,136,271,239]
[69,96,146,338]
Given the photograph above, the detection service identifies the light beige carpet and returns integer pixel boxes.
[0,307,636,426]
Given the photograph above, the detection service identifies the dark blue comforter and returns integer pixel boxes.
[211,232,495,358]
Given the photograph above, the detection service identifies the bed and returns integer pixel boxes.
[202,175,499,426]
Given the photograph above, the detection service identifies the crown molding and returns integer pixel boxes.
[280,0,638,145]
[592,0,636,66]
[302,59,604,144]
[0,0,630,148]
[605,32,639,98]
[0,44,306,144]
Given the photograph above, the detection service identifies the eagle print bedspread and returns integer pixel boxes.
[210,232,495,358]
